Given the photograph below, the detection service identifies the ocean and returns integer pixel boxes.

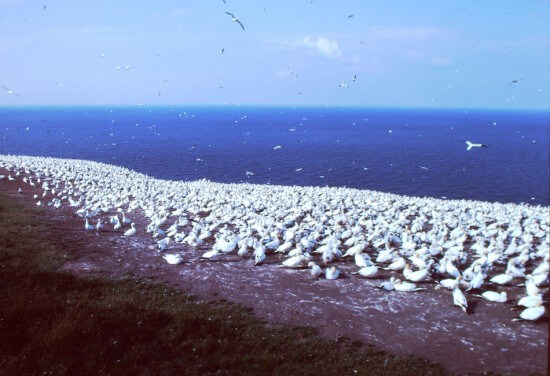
[0,106,548,205]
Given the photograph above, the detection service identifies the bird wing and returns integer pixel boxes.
[225,11,235,17]
[236,19,245,30]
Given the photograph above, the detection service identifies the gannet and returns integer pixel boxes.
[225,12,245,30]
[353,265,378,278]
[163,254,184,265]
[1,85,20,97]
[325,266,340,280]
[465,141,487,151]
[478,291,507,303]
[308,261,322,277]
[123,223,136,236]
[84,217,94,231]
[515,302,545,321]
[453,286,468,313]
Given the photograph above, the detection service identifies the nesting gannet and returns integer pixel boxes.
[308,261,322,277]
[490,272,513,285]
[379,277,396,291]
[163,254,184,265]
[404,265,429,282]
[123,223,136,236]
[225,12,245,30]
[325,266,340,280]
[517,294,543,308]
[157,237,170,252]
[200,247,219,260]
[279,254,308,268]
[353,265,378,278]
[514,302,545,321]
[479,290,508,303]
[394,279,425,292]
[465,141,487,151]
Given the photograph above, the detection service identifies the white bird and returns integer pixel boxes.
[339,83,349,89]
[273,145,282,150]
[517,294,543,308]
[225,12,245,30]
[308,261,322,277]
[163,254,184,265]
[325,266,340,280]
[84,217,94,231]
[353,265,378,278]
[201,249,220,260]
[279,255,307,268]
[516,302,545,321]
[394,279,425,292]
[1,85,21,97]
[477,291,507,303]
[157,237,170,252]
[379,278,396,291]
[123,223,136,236]
[404,265,429,282]
[490,272,513,285]
[96,219,104,231]
[465,141,487,151]
[453,286,468,313]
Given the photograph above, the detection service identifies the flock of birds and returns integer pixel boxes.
[0,154,548,323]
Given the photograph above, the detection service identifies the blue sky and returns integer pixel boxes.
[0,0,548,109]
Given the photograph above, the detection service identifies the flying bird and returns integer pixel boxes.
[508,79,521,85]
[339,83,350,89]
[353,74,357,82]
[465,141,487,151]
[1,85,20,97]
[225,12,245,30]
[221,48,225,54]
[347,14,354,18]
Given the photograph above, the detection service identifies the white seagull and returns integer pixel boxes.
[225,12,245,30]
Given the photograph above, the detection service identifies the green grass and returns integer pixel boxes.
[0,193,450,376]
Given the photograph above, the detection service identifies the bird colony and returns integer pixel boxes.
[1,155,548,322]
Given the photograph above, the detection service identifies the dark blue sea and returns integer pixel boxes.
[0,106,548,205]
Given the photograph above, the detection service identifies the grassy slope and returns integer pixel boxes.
[0,193,450,376]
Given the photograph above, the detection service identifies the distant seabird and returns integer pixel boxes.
[339,83,349,89]
[508,79,521,85]
[1,85,20,97]
[225,11,245,30]
[465,141,487,151]
[352,75,357,82]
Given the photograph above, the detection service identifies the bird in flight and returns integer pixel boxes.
[465,141,487,150]
[348,14,354,18]
[225,12,245,30]
[1,85,20,97]
[339,83,350,89]
[508,79,521,85]
[353,74,357,82]
[221,48,225,54]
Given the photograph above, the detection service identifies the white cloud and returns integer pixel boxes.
[302,37,342,58]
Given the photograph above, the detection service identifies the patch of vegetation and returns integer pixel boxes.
[0,193,449,375]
